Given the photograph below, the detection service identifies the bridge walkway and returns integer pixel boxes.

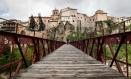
[14,44,126,79]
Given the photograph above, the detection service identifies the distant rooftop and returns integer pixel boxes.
[53,8,59,11]
[61,7,77,12]
[95,10,107,14]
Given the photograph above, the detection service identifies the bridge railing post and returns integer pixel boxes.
[110,35,126,67]
[85,40,89,54]
[89,39,95,56]
[107,43,124,75]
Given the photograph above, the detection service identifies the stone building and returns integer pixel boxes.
[27,7,131,38]
[89,10,108,30]
[28,8,110,33]
[50,9,60,22]
[0,19,26,34]
[94,10,107,21]
[48,9,60,28]
[0,20,17,33]
[112,16,131,26]
[30,9,60,30]
[60,7,78,27]
[60,7,89,32]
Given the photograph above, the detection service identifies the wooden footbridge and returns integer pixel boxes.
[15,44,126,79]
[1,18,131,79]
[0,31,131,79]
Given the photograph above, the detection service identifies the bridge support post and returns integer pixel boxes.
[41,39,46,57]
[32,38,40,63]
[110,35,126,67]
[96,37,104,63]
[108,44,123,74]
[90,39,95,56]
[15,37,28,67]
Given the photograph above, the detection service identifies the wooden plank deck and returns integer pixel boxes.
[14,44,127,79]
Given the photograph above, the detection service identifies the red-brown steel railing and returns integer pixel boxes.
[0,31,65,78]
[70,31,131,77]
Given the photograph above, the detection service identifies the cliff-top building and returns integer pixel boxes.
[1,7,131,39]
[29,7,111,32]
[60,7,89,32]
[27,7,131,38]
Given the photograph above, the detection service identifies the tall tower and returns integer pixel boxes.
[95,10,107,21]
[53,9,59,15]
[49,8,60,28]
[51,8,60,21]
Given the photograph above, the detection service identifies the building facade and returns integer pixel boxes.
[28,7,112,32]
[0,19,27,34]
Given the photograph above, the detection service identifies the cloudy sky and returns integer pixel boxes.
[0,0,131,21]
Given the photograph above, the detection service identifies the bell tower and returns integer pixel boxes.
[51,8,60,21]
[52,8,59,15]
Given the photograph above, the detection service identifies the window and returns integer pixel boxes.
[73,20,75,22]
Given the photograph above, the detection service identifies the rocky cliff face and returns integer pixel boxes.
[47,21,75,41]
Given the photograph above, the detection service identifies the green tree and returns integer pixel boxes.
[128,24,131,30]
[0,45,13,72]
[66,32,87,42]
[29,15,37,36]
[29,15,37,31]
[104,20,117,34]
[0,45,11,65]
[38,14,45,31]
[95,21,104,36]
